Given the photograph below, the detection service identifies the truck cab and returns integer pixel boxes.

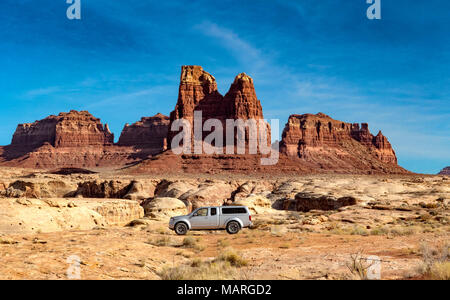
[169,206,252,235]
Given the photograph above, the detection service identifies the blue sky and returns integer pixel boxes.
[0,0,448,174]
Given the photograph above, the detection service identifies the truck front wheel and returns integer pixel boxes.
[226,221,240,234]
[175,222,188,235]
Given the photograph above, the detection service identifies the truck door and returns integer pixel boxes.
[189,208,210,229]
[209,207,219,228]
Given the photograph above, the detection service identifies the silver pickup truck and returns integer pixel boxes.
[169,206,252,235]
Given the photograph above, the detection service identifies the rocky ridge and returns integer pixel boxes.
[439,167,450,176]
[0,66,407,174]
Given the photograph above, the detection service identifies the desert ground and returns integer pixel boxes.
[0,167,448,280]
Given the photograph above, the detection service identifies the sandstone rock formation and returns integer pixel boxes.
[0,198,143,234]
[438,167,450,175]
[142,197,188,219]
[286,193,357,212]
[11,110,113,149]
[0,111,168,169]
[0,67,407,175]
[132,67,406,175]
[168,66,270,151]
[279,113,399,169]
[118,113,169,154]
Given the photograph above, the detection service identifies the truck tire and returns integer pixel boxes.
[175,222,188,235]
[226,221,240,234]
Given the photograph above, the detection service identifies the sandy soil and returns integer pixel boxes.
[0,167,448,280]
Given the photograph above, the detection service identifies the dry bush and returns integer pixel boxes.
[159,261,238,280]
[389,226,421,236]
[217,238,231,248]
[418,242,449,279]
[159,250,248,280]
[279,243,290,249]
[370,226,390,236]
[215,248,248,267]
[346,251,375,280]
[369,225,422,237]
[327,225,369,236]
[182,236,205,252]
[350,226,369,236]
[147,236,173,247]
[429,262,450,280]
[157,226,170,235]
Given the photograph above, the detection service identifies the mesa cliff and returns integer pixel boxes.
[279,113,398,168]
[118,113,169,154]
[11,110,114,150]
[0,110,169,168]
[0,65,408,174]
[130,66,407,175]
[439,167,450,175]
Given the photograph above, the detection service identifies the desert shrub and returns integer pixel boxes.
[217,238,230,248]
[389,226,421,236]
[148,236,172,247]
[279,243,290,249]
[182,236,196,247]
[157,226,169,235]
[370,226,390,236]
[429,261,450,280]
[182,236,205,252]
[346,252,374,280]
[417,242,449,279]
[191,258,203,267]
[369,225,422,237]
[215,248,248,267]
[159,259,240,280]
[350,226,369,236]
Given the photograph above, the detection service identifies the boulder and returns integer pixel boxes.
[232,195,272,214]
[2,180,76,199]
[285,192,358,212]
[178,181,235,210]
[123,180,157,201]
[142,197,188,219]
[76,180,132,198]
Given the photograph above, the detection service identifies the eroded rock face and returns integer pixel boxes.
[75,180,133,199]
[168,66,270,151]
[118,113,169,154]
[142,197,188,219]
[280,113,398,168]
[439,167,450,175]
[0,198,143,234]
[12,110,113,148]
[0,111,148,168]
[289,193,357,212]
[2,179,77,199]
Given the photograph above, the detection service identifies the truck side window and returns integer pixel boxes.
[222,207,247,214]
[194,208,208,217]
[211,208,217,216]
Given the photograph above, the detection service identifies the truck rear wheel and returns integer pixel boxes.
[175,222,188,235]
[226,221,240,234]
